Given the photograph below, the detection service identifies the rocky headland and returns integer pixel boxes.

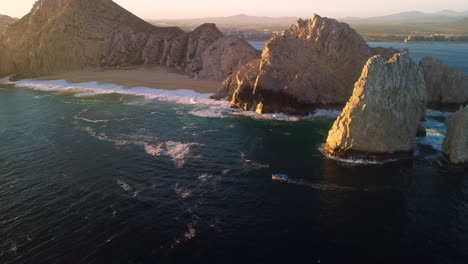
[0,0,257,82]
[323,52,427,159]
[443,106,468,165]
[419,56,468,107]
[215,15,399,114]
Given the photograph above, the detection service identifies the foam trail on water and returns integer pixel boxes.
[276,178,395,192]
[189,106,341,121]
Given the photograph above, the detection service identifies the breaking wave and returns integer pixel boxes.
[10,78,228,107]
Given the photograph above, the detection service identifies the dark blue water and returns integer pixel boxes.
[0,82,467,264]
[368,42,468,74]
[249,41,468,75]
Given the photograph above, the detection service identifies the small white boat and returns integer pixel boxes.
[272,173,289,182]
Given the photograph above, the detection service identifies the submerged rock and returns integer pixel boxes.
[219,15,399,114]
[442,106,468,164]
[419,56,468,107]
[324,52,427,159]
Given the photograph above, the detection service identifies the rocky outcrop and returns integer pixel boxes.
[442,106,468,164]
[419,56,468,107]
[323,52,427,159]
[215,59,260,101]
[218,15,399,114]
[0,14,17,34]
[193,36,260,81]
[0,0,254,82]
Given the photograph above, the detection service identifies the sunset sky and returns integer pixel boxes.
[2,0,468,19]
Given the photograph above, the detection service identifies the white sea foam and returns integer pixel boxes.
[189,106,341,121]
[174,183,192,199]
[12,78,228,107]
[117,180,132,192]
[0,77,14,84]
[7,77,344,121]
[144,141,199,168]
[319,147,400,165]
[75,117,109,123]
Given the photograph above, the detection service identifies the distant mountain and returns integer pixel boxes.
[343,10,468,23]
[0,14,18,34]
[151,14,300,27]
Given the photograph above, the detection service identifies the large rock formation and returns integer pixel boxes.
[323,52,427,159]
[192,36,260,81]
[419,56,468,107]
[0,14,17,34]
[0,0,255,81]
[217,15,399,114]
[442,106,468,164]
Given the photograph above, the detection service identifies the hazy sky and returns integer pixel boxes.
[1,0,468,19]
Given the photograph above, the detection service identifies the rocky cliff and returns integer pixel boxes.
[0,14,17,34]
[216,15,399,114]
[419,56,468,107]
[0,0,255,81]
[324,52,427,159]
[442,106,468,164]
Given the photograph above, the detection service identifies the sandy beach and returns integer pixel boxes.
[39,66,221,94]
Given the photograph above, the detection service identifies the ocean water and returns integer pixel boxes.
[0,78,467,264]
[249,41,468,74]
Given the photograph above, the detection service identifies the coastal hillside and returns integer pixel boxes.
[0,0,180,78]
[0,0,258,80]
[0,14,17,34]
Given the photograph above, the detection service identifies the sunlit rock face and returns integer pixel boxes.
[0,0,180,78]
[0,0,253,81]
[443,106,468,164]
[419,56,468,107]
[324,52,427,159]
[219,14,399,114]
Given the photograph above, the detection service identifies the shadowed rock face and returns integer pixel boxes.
[218,15,399,114]
[443,106,468,164]
[419,56,468,107]
[0,0,254,81]
[324,52,427,159]
[192,36,260,81]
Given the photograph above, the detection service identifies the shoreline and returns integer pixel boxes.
[37,65,221,94]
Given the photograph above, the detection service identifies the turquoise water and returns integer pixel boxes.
[0,78,467,263]
[249,41,468,74]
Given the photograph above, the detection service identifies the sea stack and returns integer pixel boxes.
[442,106,468,165]
[217,14,399,114]
[419,56,468,107]
[324,52,427,159]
